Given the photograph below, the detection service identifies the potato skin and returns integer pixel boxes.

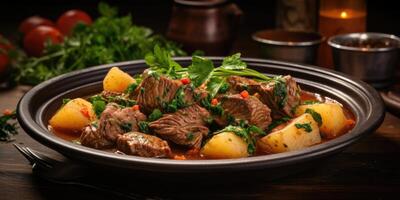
[201,132,249,159]
[103,67,135,93]
[49,98,96,131]
[258,113,321,154]
[295,103,347,138]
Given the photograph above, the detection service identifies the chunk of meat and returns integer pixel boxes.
[80,124,113,149]
[136,74,184,114]
[99,103,147,142]
[227,75,301,118]
[149,104,211,148]
[217,94,272,130]
[117,132,172,158]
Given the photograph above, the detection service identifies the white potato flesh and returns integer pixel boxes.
[295,103,347,138]
[258,113,321,153]
[103,67,136,93]
[201,132,249,159]
[49,98,96,131]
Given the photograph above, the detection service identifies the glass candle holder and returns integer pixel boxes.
[318,0,366,68]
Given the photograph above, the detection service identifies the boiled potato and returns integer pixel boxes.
[49,98,96,131]
[103,67,135,92]
[258,113,321,154]
[295,103,347,138]
[201,132,249,159]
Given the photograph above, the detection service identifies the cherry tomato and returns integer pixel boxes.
[23,25,63,57]
[19,16,55,35]
[57,9,92,35]
[0,36,13,73]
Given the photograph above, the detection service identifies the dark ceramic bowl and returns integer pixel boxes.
[17,58,384,179]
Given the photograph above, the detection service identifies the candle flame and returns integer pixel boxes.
[340,11,348,18]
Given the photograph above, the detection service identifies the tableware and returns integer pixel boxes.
[166,0,242,55]
[380,84,400,118]
[17,58,384,179]
[252,29,324,64]
[328,32,400,89]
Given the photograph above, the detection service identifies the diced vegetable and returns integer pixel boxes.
[201,132,249,159]
[103,67,136,93]
[49,98,96,131]
[258,113,321,153]
[295,103,347,138]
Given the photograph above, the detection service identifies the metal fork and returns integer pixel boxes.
[13,143,164,200]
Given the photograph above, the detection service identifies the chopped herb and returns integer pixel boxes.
[62,98,71,106]
[206,77,226,98]
[0,111,18,142]
[145,45,184,79]
[220,53,247,70]
[120,122,132,132]
[218,82,229,94]
[125,83,138,95]
[92,99,106,117]
[295,122,312,132]
[138,121,149,133]
[272,77,288,109]
[186,132,194,141]
[303,100,320,105]
[188,56,214,87]
[267,117,291,132]
[148,109,163,121]
[305,108,322,126]
[218,125,256,154]
[248,125,265,136]
[140,87,145,94]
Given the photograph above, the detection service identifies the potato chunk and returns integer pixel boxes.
[295,103,347,138]
[258,113,321,154]
[103,67,135,93]
[201,132,249,159]
[49,98,96,131]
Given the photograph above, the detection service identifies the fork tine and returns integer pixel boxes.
[24,147,54,168]
[13,143,35,165]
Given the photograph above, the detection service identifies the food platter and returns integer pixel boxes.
[17,57,384,176]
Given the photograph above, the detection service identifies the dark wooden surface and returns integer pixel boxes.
[1,86,400,200]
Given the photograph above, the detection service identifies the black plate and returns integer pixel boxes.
[17,58,385,178]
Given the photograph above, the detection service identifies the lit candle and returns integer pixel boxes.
[318,0,366,68]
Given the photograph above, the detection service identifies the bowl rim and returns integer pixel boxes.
[252,29,325,47]
[17,57,385,172]
[328,32,400,52]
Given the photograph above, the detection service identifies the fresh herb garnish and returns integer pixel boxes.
[305,108,322,126]
[186,132,194,141]
[62,98,71,106]
[188,56,214,87]
[138,121,149,133]
[125,83,138,95]
[295,122,312,132]
[92,99,106,117]
[120,122,132,132]
[13,2,186,85]
[0,111,18,142]
[218,125,256,154]
[272,77,288,109]
[303,100,320,105]
[148,109,163,121]
[145,45,184,79]
[267,116,291,132]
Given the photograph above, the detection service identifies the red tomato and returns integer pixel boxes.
[23,26,63,57]
[0,36,13,73]
[56,10,92,35]
[19,16,55,35]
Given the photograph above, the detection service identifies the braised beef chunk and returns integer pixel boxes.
[80,124,113,149]
[136,74,183,114]
[116,132,172,158]
[149,104,211,148]
[227,75,300,118]
[217,94,272,130]
[99,103,147,142]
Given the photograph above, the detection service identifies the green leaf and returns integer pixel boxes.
[188,56,214,87]
[295,122,313,132]
[125,83,138,95]
[206,77,225,98]
[98,2,118,17]
[272,77,288,109]
[62,98,71,106]
[138,121,149,133]
[0,111,18,142]
[92,100,106,117]
[148,109,163,121]
[302,100,320,105]
[305,108,322,126]
[267,116,291,132]
[220,53,247,70]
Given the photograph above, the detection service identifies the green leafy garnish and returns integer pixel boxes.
[186,132,194,141]
[218,125,256,154]
[92,99,106,117]
[145,45,183,79]
[220,53,247,70]
[295,122,312,132]
[267,117,291,132]
[138,121,149,133]
[62,98,71,106]
[148,109,163,121]
[120,122,132,132]
[125,83,138,95]
[305,108,322,126]
[303,100,320,105]
[188,56,214,87]
[272,77,288,109]
[206,77,226,98]
[0,111,18,142]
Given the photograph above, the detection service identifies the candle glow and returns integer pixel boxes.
[340,11,348,18]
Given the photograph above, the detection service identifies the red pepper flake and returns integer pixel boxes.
[180,77,191,85]
[211,98,218,106]
[173,155,186,160]
[240,90,249,99]
[132,105,140,111]
[2,109,12,116]
[80,107,90,119]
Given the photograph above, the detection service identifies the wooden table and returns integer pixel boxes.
[1,85,400,200]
